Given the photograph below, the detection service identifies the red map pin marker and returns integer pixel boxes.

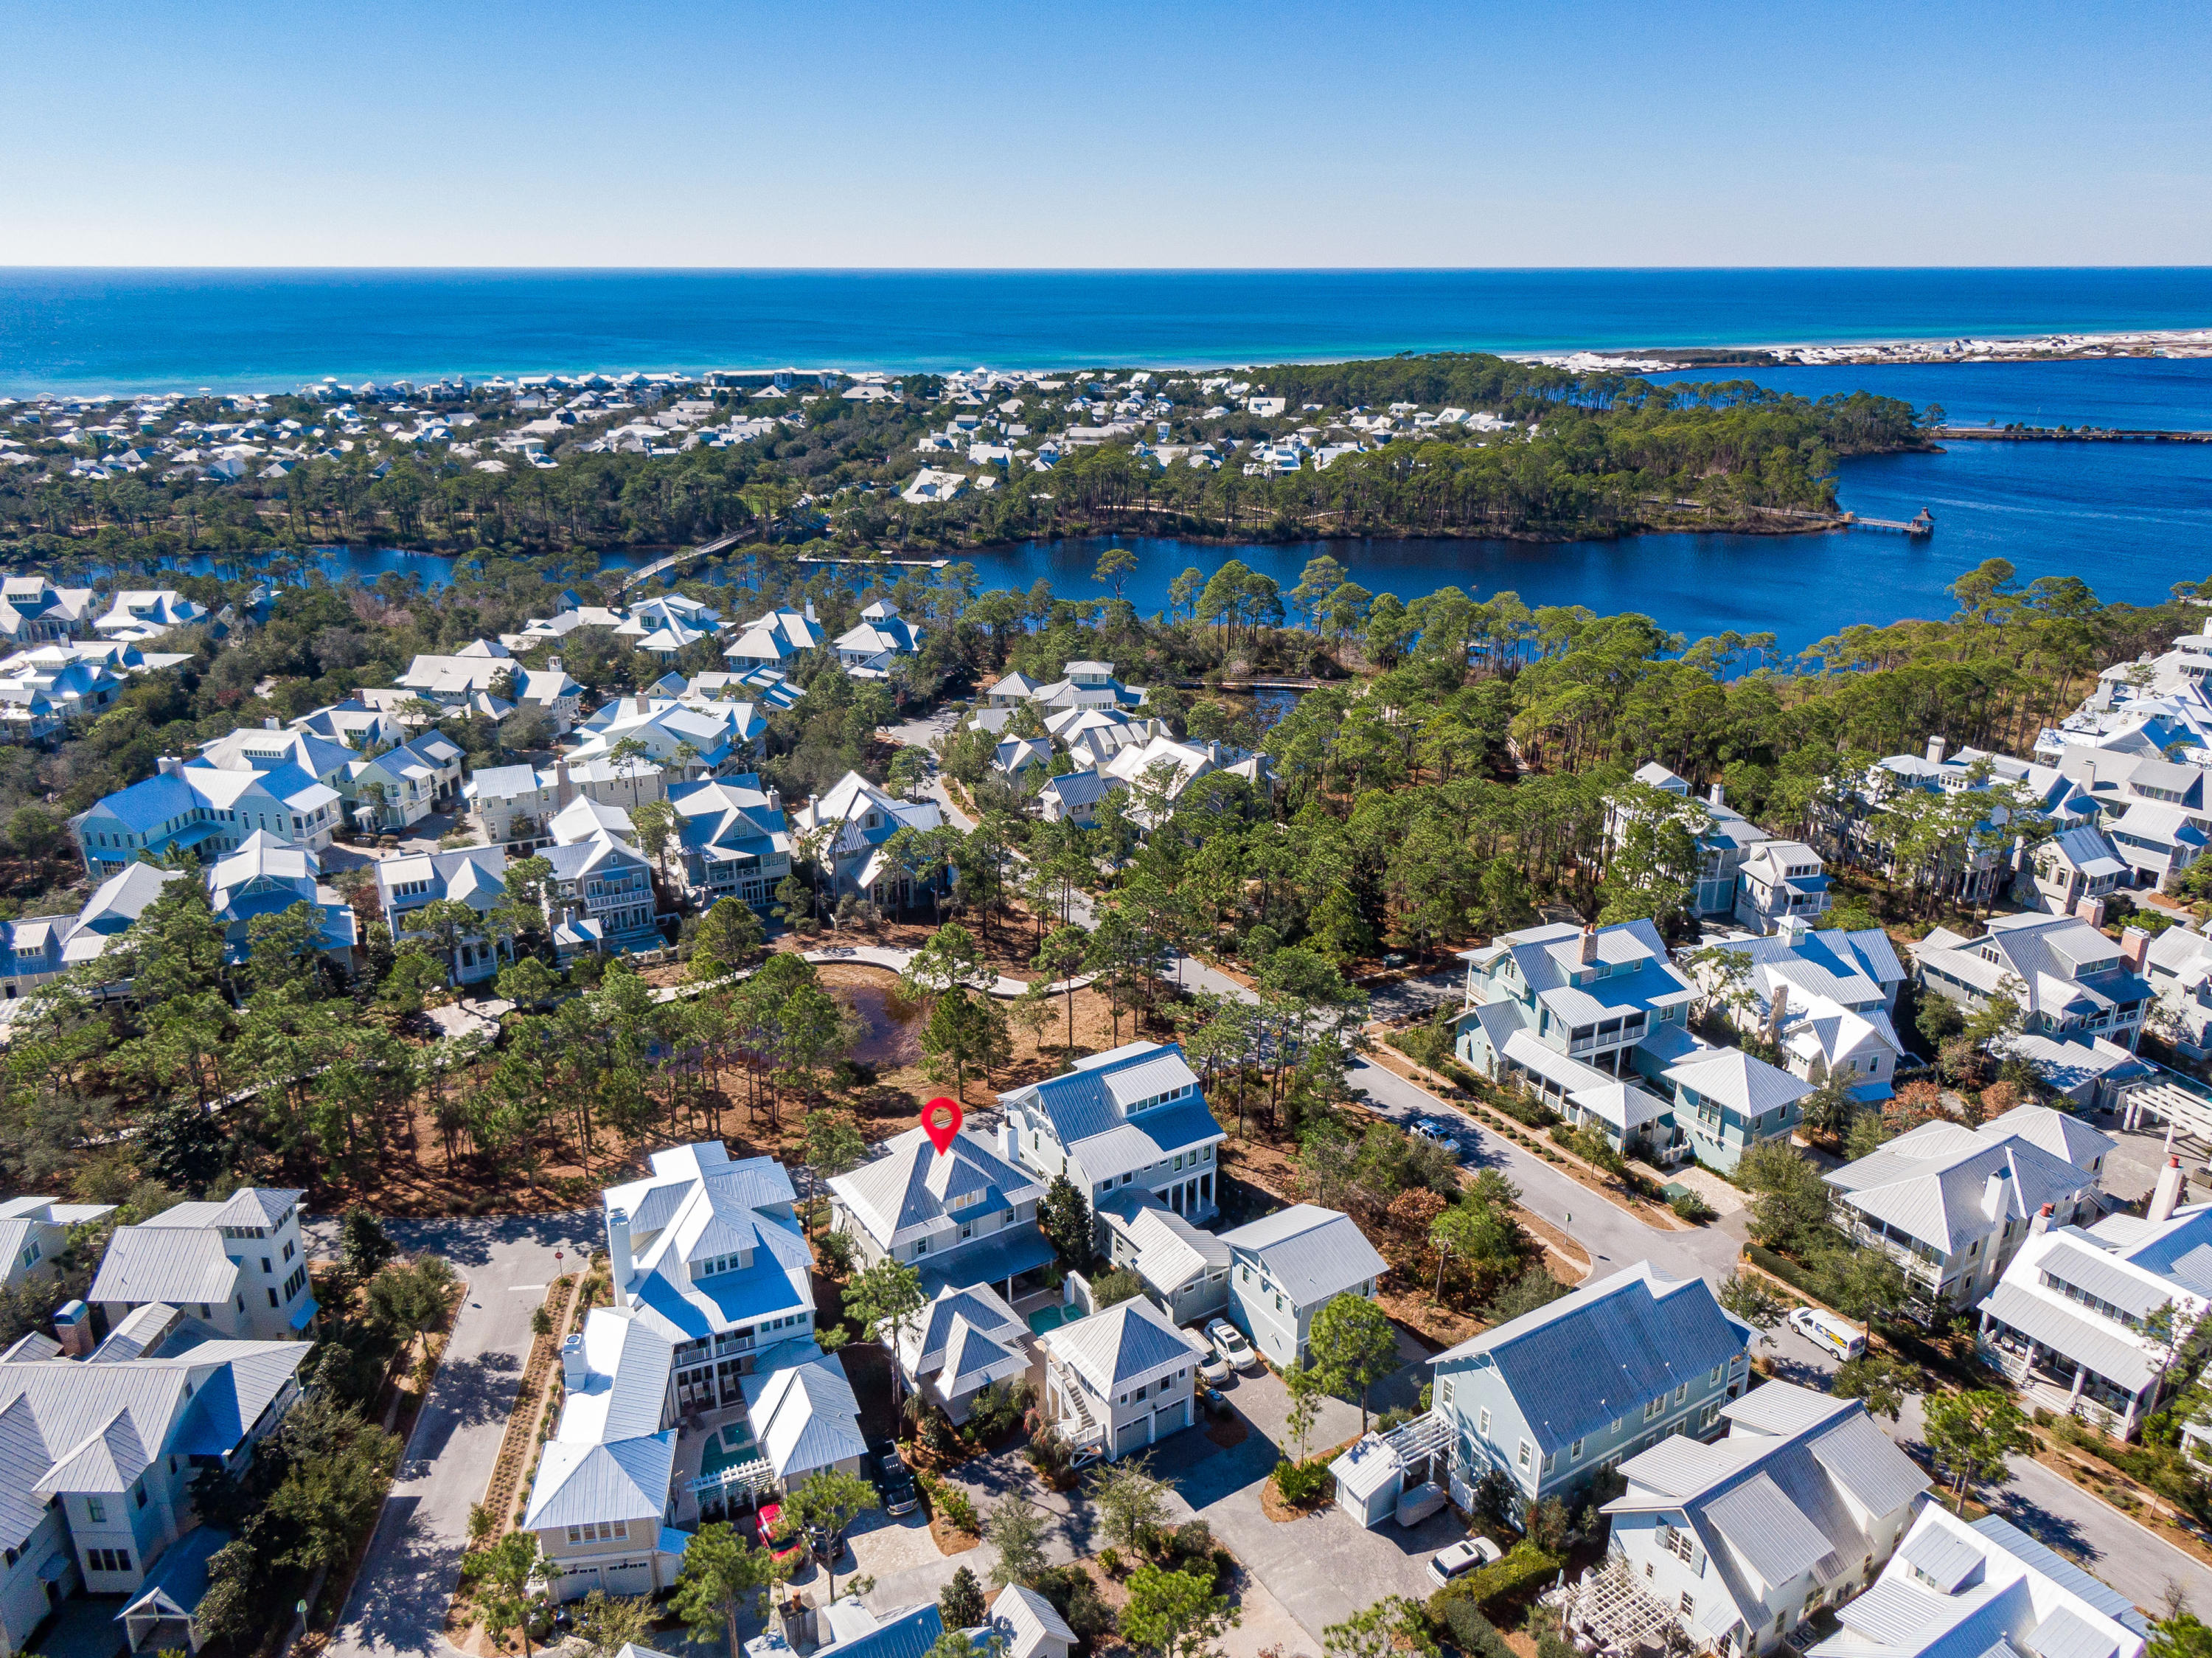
[922,1097,963,1156]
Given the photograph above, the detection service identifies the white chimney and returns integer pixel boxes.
[2150,1156,2186,1226]
[1927,735,1949,766]
[804,600,818,624]
[2030,1202,2053,1236]
[549,655,563,673]
[156,755,184,777]
[607,1207,634,1296]
[1000,1122,1020,1164]
[561,1332,588,1389]
[1982,1164,2014,1221]
[1708,783,1725,809]
[263,715,279,731]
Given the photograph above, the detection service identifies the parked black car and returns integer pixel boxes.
[869,1437,919,1516]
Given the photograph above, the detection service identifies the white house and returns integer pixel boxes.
[1218,1204,1387,1370]
[87,1187,316,1342]
[1037,1294,1206,1463]
[893,1283,1031,1425]
[1911,912,2152,1054]
[824,1127,1051,1300]
[95,591,208,642]
[375,844,515,984]
[832,602,922,680]
[0,1196,114,1291]
[1810,1508,2145,1658]
[0,1305,310,1656]
[1975,1160,2205,1437]
[1599,1381,1930,1657]
[1824,1113,2109,1310]
[73,756,341,878]
[1097,1188,1232,1328]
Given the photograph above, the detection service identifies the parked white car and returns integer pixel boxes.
[1203,1317,1259,1372]
[1426,1536,1503,1588]
[1197,1347,1232,1385]
[1787,1305,1865,1360]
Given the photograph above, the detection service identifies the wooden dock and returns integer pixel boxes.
[1938,425,2212,443]
[794,553,950,569]
[1841,508,1935,537]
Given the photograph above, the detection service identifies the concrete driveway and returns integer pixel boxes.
[317,1210,598,1658]
[1141,1357,1464,1643]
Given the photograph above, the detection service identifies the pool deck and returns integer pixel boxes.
[669,1401,763,1526]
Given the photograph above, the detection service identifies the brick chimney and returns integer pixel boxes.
[2121,926,2151,971]
[1579,925,1598,965]
[2074,894,2106,930]
[1767,980,1790,1042]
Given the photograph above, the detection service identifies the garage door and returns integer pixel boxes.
[1115,1416,1150,1456]
[603,1558,654,1595]
[556,1566,602,1603]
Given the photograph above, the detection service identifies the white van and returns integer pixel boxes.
[1788,1305,1866,1361]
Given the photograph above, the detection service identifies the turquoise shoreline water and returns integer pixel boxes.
[4,267,2211,395]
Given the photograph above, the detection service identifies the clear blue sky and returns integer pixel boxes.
[3,0,2208,268]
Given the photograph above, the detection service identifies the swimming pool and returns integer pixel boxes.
[1026,1305,1082,1335]
[698,1421,759,1480]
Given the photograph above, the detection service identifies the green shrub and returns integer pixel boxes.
[1091,1266,1144,1308]
[1391,1024,1455,1072]
[1433,1541,1562,1613]
[1671,1190,1717,1223]
[1490,1088,1559,1129]
[1438,1598,1515,1658]
[1270,1458,1333,1508]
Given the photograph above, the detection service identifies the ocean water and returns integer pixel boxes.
[5,266,2212,395]
[1651,357,2212,432]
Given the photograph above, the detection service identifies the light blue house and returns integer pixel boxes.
[1430,1263,1754,1513]
[998,1041,1225,1225]
[1218,1204,1387,1370]
[72,756,342,880]
[1455,920,1811,1173]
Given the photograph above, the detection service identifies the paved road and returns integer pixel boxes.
[319,1212,598,1658]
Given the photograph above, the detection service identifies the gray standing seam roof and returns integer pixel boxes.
[1975,1283,2156,1392]
[1700,1471,1841,1589]
[1220,1207,1386,1307]
[1901,1524,1987,1592]
[1439,1270,1748,1454]
[2037,1240,2172,1318]
[2024,1606,2125,1658]
[89,1228,238,1308]
[1968,1515,2148,1636]
[1808,1412,1931,1519]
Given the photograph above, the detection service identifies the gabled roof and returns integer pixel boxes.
[992,1584,1079,1658]
[522,1432,676,1530]
[1040,1294,1203,1394]
[1607,1382,1927,1638]
[1219,1205,1386,1307]
[1826,1120,2099,1255]
[90,1227,238,1308]
[996,1042,1222,1163]
[828,1128,1043,1249]
[1664,1046,1815,1116]
[1433,1262,1751,1456]
[742,1349,867,1479]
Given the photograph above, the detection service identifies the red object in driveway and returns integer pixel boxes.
[756,1504,803,1558]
